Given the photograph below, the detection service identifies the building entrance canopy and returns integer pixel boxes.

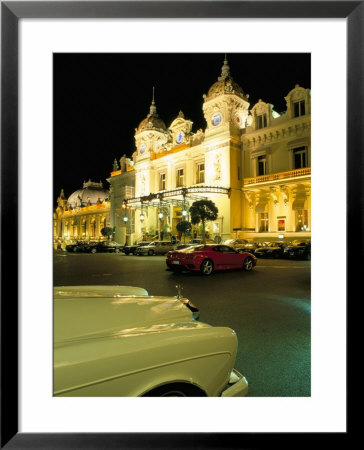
[123,186,231,208]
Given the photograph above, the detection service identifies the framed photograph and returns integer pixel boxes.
[2,1,359,448]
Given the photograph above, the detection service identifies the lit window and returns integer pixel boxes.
[293,146,308,169]
[176,168,184,187]
[296,210,309,231]
[196,162,205,184]
[259,213,269,232]
[256,113,267,129]
[159,173,166,191]
[293,100,305,117]
[257,155,266,176]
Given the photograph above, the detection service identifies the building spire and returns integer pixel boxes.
[149,86,157,116]
[221,54,230,78]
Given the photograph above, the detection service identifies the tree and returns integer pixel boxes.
[176,220,192,243]
[189,200,218,244]
[100,226,114,240]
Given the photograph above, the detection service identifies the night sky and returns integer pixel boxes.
[53,53,310,205]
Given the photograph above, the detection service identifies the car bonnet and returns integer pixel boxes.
[54,293,199,343]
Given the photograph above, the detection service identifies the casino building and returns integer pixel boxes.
[108,57,311,245]
[53,180,111,247]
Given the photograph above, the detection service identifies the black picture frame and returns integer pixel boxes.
[1,1,359,448]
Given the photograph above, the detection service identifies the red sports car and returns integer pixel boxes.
[166,244,257,276]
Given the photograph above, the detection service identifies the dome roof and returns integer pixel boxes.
[67,180,109,208]
[136,89,167,133]
[205,57,247,101]
[137,113,167,133]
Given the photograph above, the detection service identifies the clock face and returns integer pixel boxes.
[140,144,146,154]
[176,132,184,144]
[212,112,222,126]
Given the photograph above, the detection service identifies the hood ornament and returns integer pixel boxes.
[175,284,183,299]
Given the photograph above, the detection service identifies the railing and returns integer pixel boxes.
[110,169,122,177]
[244,167,311,186]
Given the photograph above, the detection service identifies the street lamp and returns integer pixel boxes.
[158,211,163,240]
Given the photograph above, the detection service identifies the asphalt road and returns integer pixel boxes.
[54,251,311,397]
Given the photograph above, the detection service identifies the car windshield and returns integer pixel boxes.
[179,245,205,252]
[291,240,308,247]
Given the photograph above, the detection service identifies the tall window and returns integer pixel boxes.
[257,113,267,129]
[90,220,96,238]
[257,155,267,176]
[293,100,305,117]
[293,146,308,169]
[196,162,205,184]
[159,172,166,191]
[259,213,269,232]
[176,168,184,187]
[296,210,309,231]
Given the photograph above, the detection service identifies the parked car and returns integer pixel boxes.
[188,238,215,245]
[283,240,311,260]
[166,244,257,276]
[254,242,286,258]
[174,243,198,251]
[136,241,176,256]
[238,242,265,254]
[65,242,80,252]
[223,238,248,249]
[67,241,95,253]
[53,285,248,397]
[122,241,150,255]
[85,241,123,254]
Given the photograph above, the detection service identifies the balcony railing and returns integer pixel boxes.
[244,167,311,186]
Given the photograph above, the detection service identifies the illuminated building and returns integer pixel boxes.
[53,180,111,247]
[108,56,310,244]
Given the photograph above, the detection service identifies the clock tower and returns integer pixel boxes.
[202,56,250,232]
[202,56,250,134]
[134,88,167,161]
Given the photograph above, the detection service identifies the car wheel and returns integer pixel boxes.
[124,250,129,255]
[115,248,120,253]
[91,248,97,254]
[148,249,154,256]
[143,383,205,397]
[200,259,214,276]
[73,247,78,252]
[243,256,254,271]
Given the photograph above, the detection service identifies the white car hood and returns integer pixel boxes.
[54,294,199,343]
[54,285,149,298]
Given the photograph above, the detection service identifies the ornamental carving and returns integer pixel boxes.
[213,153,222,181]
[270,186,279,205]
[280,186,290,206]
[244,191,256,210]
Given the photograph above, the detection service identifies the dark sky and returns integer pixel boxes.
[53,53,310,205]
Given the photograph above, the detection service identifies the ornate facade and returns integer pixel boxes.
[53,180,111,248]
[108,57,311,244]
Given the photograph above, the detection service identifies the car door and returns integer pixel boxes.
[219,245,241,268]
